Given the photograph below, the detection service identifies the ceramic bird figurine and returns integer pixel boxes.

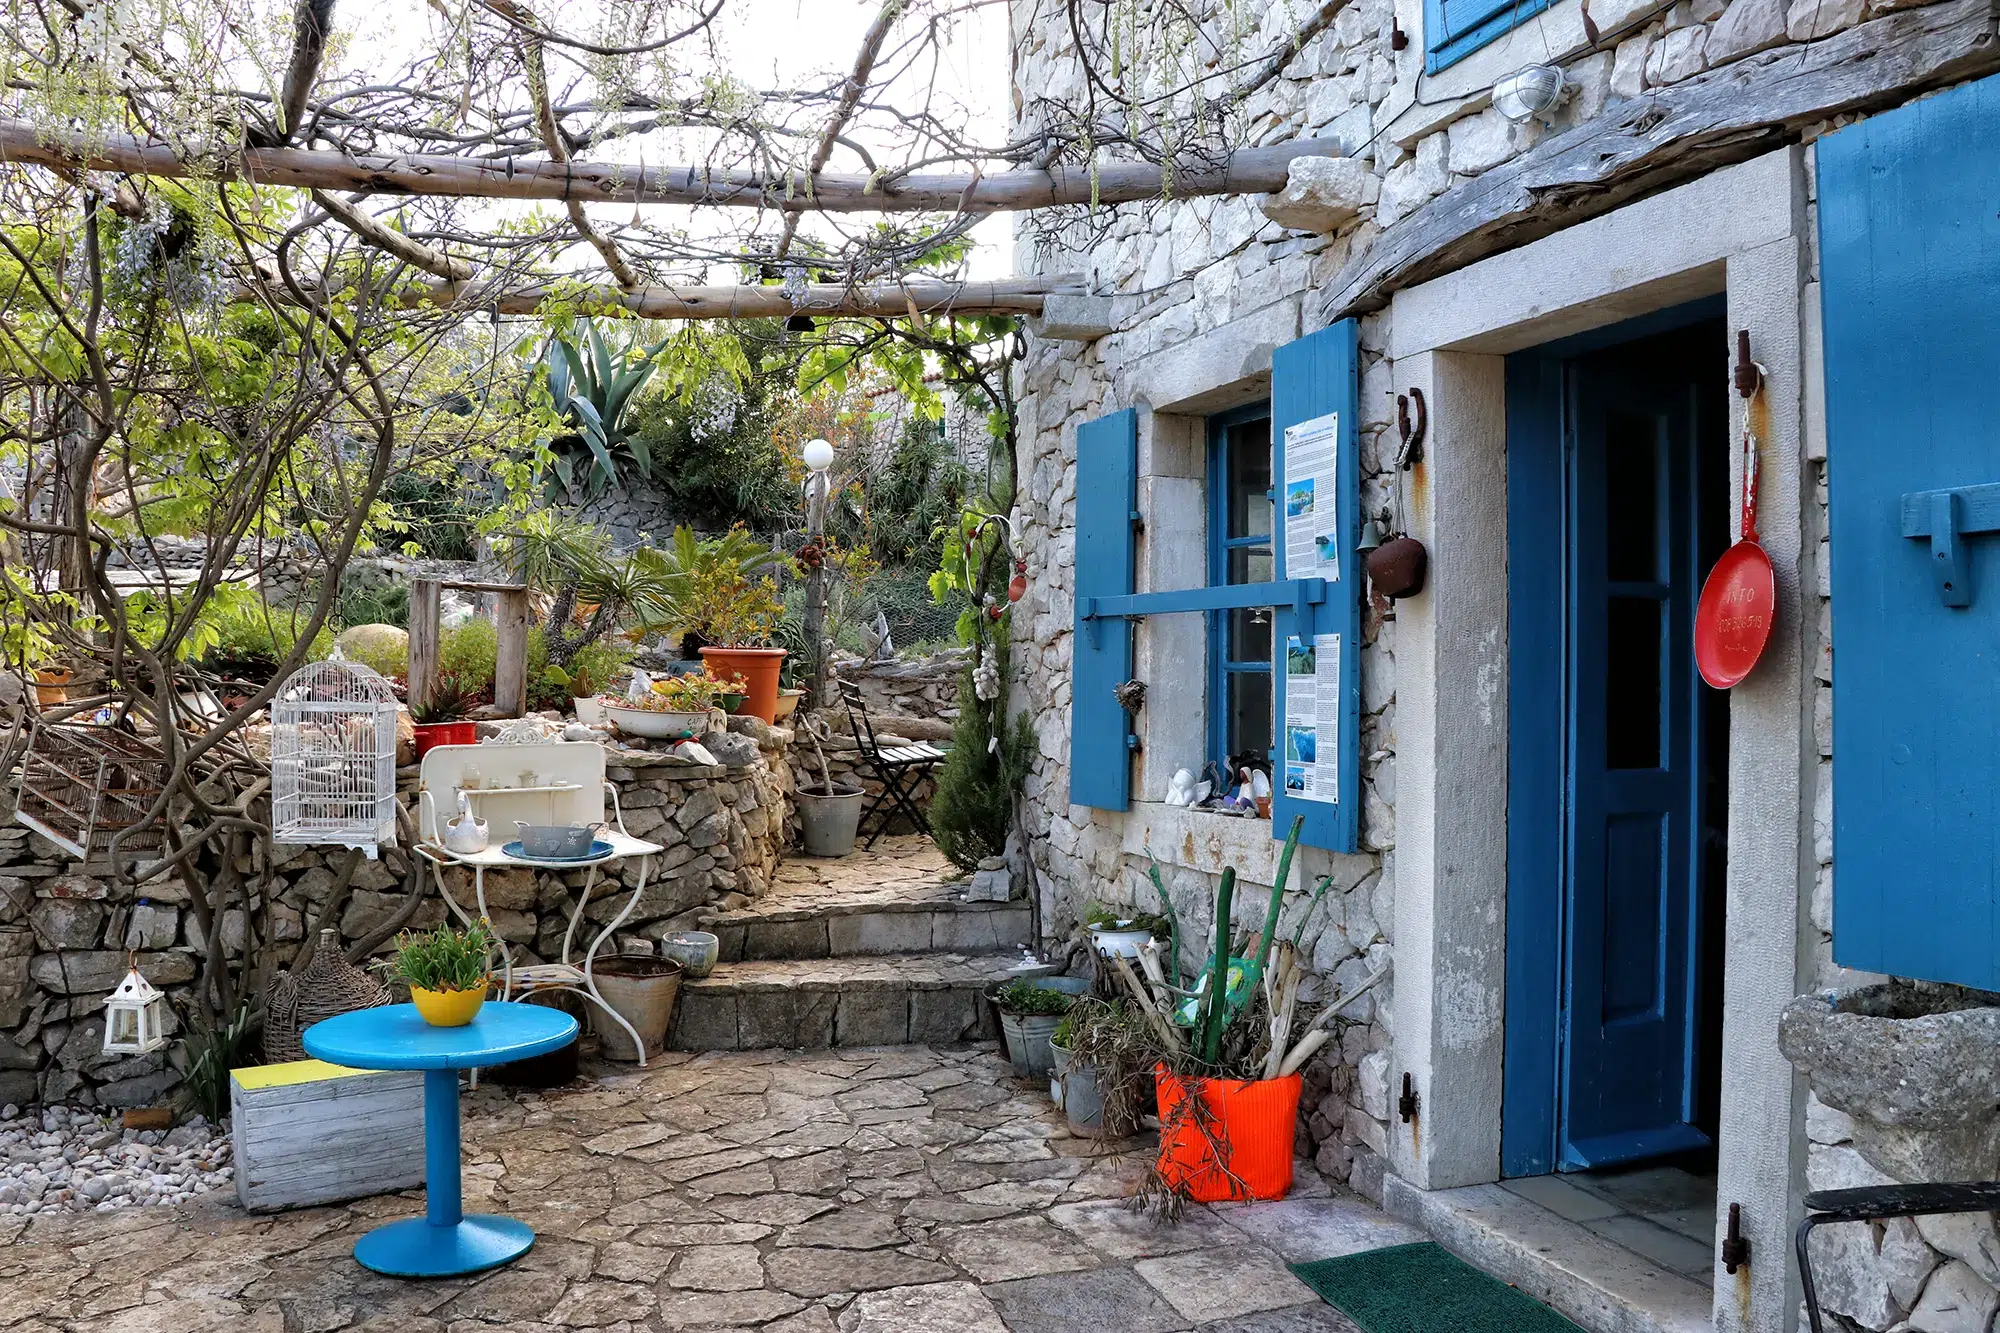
[444,789,489,854]
[1165,768,1198,807]
[626,668,654,704]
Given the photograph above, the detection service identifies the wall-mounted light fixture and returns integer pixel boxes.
[1492,63,1567,122]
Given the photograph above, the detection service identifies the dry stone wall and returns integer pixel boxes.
[0,718,793,1111]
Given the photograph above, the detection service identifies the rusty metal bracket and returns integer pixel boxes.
[1395,388,1427,470]
[1397,1071,1419,1124]
[1734,330,1764,399]
[1722,1202,1751,1273]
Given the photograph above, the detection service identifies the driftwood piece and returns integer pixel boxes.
[1323,0,2000,320]
[0,120,1344,213]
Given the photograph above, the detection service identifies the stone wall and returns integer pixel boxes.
[785,650,965,834]
[0,719,792,1111]
[1004,0,1977,1213]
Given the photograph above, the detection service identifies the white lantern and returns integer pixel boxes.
[102,959,168,1055]
[802,438,836,473]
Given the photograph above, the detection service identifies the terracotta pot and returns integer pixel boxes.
[413,720,477,758]
[33,668,70,707]
[698,646,787,723]
[411,983,488,1027]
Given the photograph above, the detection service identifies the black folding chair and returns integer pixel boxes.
[838,679,947,848]
[1797,1181,2000,1333]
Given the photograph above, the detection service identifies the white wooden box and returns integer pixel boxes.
[230,1060,426,1212]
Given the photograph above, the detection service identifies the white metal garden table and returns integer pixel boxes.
[414,738,663,1065]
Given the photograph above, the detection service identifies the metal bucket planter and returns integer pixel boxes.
[1001,1010,1064,1077]
[797,784,864,857]
[591,955,683,1062]
[1063,1058,1138,1138]
[1049,1035,1073,1106]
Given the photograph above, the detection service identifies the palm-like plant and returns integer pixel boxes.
[543,319,668,497]
[492,513,683,668]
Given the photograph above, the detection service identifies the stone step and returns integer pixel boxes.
[668,952,1050,1053]
[1383,1176,1715,1333]
[698,840,1031,962]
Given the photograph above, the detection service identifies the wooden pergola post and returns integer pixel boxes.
[405,578,531,720]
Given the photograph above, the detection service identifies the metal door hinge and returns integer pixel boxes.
[1721,1202,1750,1273]
[1398,1072,1419,1124]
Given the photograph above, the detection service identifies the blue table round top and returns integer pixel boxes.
[303,1002,578,1071]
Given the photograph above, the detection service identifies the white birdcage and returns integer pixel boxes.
[270,655,400,856]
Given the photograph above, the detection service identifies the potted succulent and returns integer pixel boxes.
[1097,818,1374,1209]
[604,671,728,739]
[1084,904,1172,960]
[410,674,477,758]
[996,977,1076,1078]
[386,921,495,1027]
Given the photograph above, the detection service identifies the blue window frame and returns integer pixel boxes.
[1206,402,1276,775]
[1425,0,1551,71]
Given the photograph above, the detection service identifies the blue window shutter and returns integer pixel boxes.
[1820,72,2000,989]
[1425,0,1551,71]
[1070,408,1139,811]
[1269,322,1360,853]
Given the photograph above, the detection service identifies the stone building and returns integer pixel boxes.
[1004,1,2000,1330]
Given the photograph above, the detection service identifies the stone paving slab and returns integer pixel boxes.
[0,1044,1416,1332]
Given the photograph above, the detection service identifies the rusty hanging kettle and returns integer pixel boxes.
[1366,388,1429,598]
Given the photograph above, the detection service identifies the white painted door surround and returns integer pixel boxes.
[1381,146,1815,1333]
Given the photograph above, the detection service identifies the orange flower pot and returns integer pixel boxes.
[1154,1066,1302,1202]
[33,669,70,707]
[698,647,787,724]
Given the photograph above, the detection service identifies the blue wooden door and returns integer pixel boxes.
[1821,74,2000,988]
[1505,305,1727,1176]
[1559,329,1716,1169]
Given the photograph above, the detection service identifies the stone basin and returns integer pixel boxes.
[1779,982,2000,1181]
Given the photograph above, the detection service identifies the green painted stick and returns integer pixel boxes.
[1229,816,1305,1028]
[1197,867,1236,1065]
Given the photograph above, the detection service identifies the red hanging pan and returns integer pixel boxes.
[1695,346,1776,689]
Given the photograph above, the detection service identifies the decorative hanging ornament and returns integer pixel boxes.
[102,955,168,1055]
[1008,560,1027,603]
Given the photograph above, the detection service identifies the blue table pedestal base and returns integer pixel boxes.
[352,1215,536,1277]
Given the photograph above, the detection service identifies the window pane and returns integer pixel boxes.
[1605,410,1660,582]
[1227,420,1273,540]
[1228,670,1273,764]
[1228,546,1273,586]
[1606,596,1662,768]
[1229,607,1273,662]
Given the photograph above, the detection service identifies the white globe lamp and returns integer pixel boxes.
[802,438,836,473]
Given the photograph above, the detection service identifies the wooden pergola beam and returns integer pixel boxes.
[0,119,1342,213]
[397,275,1083,319]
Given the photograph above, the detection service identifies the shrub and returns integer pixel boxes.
[200,598,332,682]
[929,630,1035,871]
[526,627,629,711]
[439,620,499,695]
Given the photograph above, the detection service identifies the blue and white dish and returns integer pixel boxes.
[501,839,616,864]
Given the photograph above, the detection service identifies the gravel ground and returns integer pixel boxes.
[0,1103,233,1215]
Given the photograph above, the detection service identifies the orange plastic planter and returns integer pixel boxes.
[1154,1066,1303,1202]
[698,646,787,723]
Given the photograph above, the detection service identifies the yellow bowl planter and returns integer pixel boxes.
[410,982,488,1027]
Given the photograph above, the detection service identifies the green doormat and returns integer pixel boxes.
[1289,1242,1587,1333]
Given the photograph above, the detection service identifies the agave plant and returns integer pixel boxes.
[543,319,669,496]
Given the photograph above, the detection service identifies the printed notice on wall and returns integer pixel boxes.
[1282,633,1341,804]
[1282,413,1341,581]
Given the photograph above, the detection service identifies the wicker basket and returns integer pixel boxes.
[263,929,390,1064]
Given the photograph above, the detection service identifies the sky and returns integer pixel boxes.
[330,0,1016,283]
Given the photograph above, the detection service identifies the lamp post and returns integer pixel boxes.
[801,438,835,708]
